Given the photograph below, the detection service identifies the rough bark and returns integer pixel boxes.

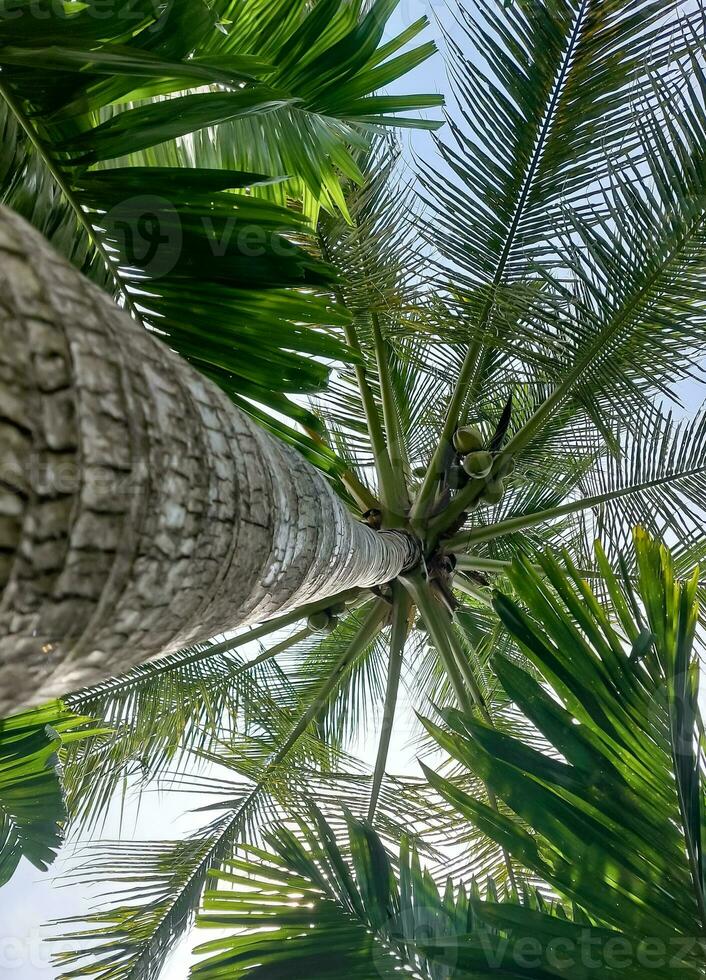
[0,207,419,716]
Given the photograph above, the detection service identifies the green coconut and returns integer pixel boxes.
[496,453,516,478]
[307,610,331,632]
[483,478,505,505]
[329,601,346,615]
[447,465,468,490]
[453,424,484,454]
[462,450,493,479]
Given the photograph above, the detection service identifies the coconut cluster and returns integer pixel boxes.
[450,425,513,506]
[307,600,347,633]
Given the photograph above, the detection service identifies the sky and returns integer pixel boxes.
[3,2,706,978]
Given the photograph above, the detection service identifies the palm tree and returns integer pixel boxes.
[2,0,706,977]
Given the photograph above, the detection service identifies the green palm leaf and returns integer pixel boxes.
[0,702,102,886]
[411,0,705,526]
[191,807,674,979]
[427,0,701,303]
[424,528,706,955]
[50,818,251,980]
[0,0,441,446]
[48,603,403,978]
[191,0,443,222]
[58,592,364,832]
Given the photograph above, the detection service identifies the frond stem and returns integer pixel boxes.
[0,80,143,323]
[411,0,591,530]
[367,584,411,823]
[403,571,516,889]
[401,571,474,714]
[456,554,603,580]
[319,235,399,519]
[370,312,410,520]
[271,601,387,765]
[408,339,481,529]
[341,316,401,523]
[454,574,493,608]
[442,463,706,549]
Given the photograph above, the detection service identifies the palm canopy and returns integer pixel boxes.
[63,529,702,980]
[2,0,706,977]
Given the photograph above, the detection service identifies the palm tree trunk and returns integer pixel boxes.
[0,207,419,716]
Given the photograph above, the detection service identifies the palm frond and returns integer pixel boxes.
[188,0,443,223]
[410,0,705,524]
[49,812,255,980]
[192,806,662,979]
[426,0,701,297]
[0,0,440,451]
[57,589,370,832]
[48,601,396,976]
[49,719,444,979]
[0,702,102,887]
[581,405,706,560]
[59,639,291,835]
[424,528,706,951]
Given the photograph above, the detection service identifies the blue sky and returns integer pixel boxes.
[388,1,449,157]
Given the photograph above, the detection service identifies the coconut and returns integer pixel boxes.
[329,601,346,615]
[483,478,505,505]
[412,465,427,478]
[496,454,515,478]
[307,610,331,632]
[447,465,468,490]
[324,615,339,633]
[462,450,493,478]
[453,425,484,454]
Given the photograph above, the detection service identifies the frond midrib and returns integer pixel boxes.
[411,0,594,522]
[506,203,706,456]
[0,80,143,321]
